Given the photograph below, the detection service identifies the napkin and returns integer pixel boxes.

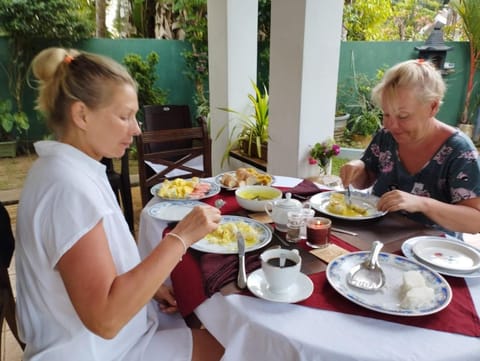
[200,252,262,296]
[283,179,321,198]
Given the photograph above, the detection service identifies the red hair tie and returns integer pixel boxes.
[416,58,425,65]
[64,55,74,64]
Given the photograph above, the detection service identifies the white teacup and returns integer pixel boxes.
[260,248,301,294]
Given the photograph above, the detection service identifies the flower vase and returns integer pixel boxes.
[307,160,331,180]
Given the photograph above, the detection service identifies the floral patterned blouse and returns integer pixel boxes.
[361,128,480,230]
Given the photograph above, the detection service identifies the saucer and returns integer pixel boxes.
[247,269,314,303]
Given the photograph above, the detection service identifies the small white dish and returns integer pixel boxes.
[411,237,480,273]
[147,201,204,222]
[247,269,314,303]
[402,237,480,278]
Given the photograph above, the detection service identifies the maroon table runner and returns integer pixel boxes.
[170,181,480,337]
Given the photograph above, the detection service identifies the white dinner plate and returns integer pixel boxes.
[410,236,480,274]
[402,236,480,278]
[190,215,272,254]
[147,201,204,222]
[150,179,221,201]
[214,171,275,191]
[247,269,314,303]
[326,252,452,316]
[310,191,387,220]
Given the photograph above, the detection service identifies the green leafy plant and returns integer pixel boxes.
[339,54,384,142]
[0,99,29,142]
[0,0,93,129]
[450,0,480,125]
[123,52,168,123]
[346,108,382,136]
[217,81,269,166]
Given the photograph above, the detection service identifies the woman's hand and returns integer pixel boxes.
[377,189,423,213]
[153,284,178,314]
[170,205,221,247]
[340,160,369,189]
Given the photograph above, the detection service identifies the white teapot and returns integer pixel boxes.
[264,192,302,232]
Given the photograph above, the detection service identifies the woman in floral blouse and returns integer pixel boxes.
[340,59,480,235]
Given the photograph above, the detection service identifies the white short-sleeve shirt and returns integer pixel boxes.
[15,141,191,361]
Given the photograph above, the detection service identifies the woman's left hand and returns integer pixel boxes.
[153,284,178,314]
[377,189,424,214]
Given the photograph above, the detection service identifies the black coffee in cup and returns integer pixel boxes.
[266,257,297,268]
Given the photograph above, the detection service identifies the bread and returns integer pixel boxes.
[221,173,238,188]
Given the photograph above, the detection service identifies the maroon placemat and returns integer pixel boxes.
[300,271,480,337]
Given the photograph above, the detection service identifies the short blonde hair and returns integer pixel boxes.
[371,59,446,109]
[31,47,137,135]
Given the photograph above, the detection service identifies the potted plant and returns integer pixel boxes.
[0,99,29,157]
[450,0,480,137]
[334,104,350,129]
[345,107,382,147]
[217,81,269,166]
[342,71,382,148]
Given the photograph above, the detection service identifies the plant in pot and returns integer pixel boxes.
[450,0,480,137]
[334,103,350,129]
[217,81,269,166]
[345,107,382,147]
[0,99,29,157]
[342,70,383,148]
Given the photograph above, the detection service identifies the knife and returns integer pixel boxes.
[236,228,248,289]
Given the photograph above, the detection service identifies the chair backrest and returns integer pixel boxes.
[143,104,193,154]
[0,202,25,351]
[100,151,135,234]
[136,117,212,207]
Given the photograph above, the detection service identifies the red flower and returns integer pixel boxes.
[308,156,318,165]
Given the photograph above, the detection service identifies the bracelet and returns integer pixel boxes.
[167,232,188,256]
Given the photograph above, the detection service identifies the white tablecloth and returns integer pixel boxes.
[138,177,480,361]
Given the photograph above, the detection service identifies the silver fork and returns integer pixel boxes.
[346,184,353,207]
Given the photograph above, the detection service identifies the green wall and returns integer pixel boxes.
[0,37,196,142]
[337,41,475,126]
[0,38,477,142]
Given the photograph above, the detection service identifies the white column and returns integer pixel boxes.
[268,0,344,177]
[207,0,259,174]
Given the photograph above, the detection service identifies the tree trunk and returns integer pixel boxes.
[96,0,107,38]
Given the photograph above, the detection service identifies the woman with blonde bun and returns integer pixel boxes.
[340,59,480,236]
[15,47,224,361]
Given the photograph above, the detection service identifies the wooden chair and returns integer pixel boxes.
[143,104,194,155]
[136,117,212,207]
[101,150,135,234]
[0,202,25,352]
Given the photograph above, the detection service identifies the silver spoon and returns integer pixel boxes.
[347,240,385,291]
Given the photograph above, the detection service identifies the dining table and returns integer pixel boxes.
[137,175,480,361]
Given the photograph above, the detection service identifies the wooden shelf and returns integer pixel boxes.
[229,149,267,171]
